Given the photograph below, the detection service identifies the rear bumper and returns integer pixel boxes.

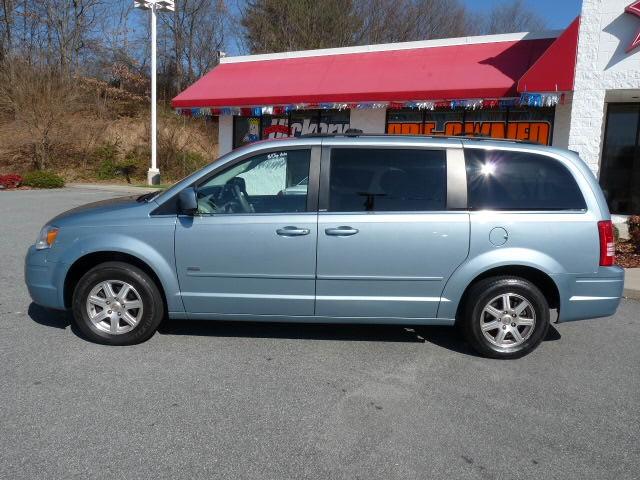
[553,266,625,323]
[24,246,67,310]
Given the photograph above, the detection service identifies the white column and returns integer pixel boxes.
[551,93,573,149]
[147,4,160,185]
[218,115,234,156]
[349,108,387,133]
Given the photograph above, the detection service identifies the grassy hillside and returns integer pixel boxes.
[0,68,218,185]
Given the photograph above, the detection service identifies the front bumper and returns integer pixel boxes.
[24,245,67,310]
[554,266,625,323]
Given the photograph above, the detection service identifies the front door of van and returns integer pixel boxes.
[315,146,469,320]
[175,147,319,317]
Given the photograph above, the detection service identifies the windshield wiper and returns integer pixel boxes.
[136,191,160,202]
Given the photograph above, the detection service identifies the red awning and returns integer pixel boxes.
[518,17,580,93]
[172,37,556,108]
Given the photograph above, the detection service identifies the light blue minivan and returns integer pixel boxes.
[25,135,624,358]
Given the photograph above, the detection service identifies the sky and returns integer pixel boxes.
[464,0,583,30]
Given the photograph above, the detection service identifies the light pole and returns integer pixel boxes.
[134,0,175,185]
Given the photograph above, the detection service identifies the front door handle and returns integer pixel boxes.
[276,226,310,237]
[325,226,359,236]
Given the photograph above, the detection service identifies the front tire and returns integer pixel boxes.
[461,276,549,359]
[72,261,164,345]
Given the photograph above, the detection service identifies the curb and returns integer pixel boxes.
[624,268,640,301]
[623,289,640,301]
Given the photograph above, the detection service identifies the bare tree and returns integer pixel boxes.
[36,0,104,72]
[162,0,227,92]
[482,0,546,35]
[238,0,474,54]
[240,0,362,53]
[0,61,79,169]
[0,0,16,60]
[354,0,472,45]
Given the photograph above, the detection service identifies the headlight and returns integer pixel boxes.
[35,225,59,250]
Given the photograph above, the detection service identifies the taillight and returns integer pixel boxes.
[598,220,615,266]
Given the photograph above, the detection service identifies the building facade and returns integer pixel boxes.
[173,0,640,217]
[569,0,640,217]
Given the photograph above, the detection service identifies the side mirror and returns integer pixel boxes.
[178,187,198,215]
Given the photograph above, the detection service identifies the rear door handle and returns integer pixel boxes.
[276,226,310,236]
[325,226,359,236]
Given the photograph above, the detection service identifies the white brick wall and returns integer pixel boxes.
[568,0,640,175]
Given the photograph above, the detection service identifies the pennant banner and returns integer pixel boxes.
[520,92,563,108]
[175,94,561,117]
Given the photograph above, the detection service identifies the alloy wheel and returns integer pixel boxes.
[85,280,144,334]
[479,293,536,348]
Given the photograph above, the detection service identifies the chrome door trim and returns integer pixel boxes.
[316,275,443,281]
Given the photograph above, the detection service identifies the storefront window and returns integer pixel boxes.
[423,111,465,135]
[289,109,350,136]
[320,109,350,134]
[507,107,554,144]
[233,117,261,148]
[387,109,423,134]
[234,109,351,148]
[600,104,640,215]
[262,115,290,140]
[386,106,554,145]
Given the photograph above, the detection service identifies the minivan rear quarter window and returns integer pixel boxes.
[328,148,446,212]
[465,149,586,211]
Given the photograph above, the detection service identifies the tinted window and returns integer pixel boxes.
[465,149,586,210]
[328,148,446,212]
[600,104,640,214]
[233,116,261,148]
[197,149,310,214]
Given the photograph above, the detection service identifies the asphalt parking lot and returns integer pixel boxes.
[1,187,639,480]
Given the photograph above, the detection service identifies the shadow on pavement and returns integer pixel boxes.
[545,325,562,341]
[27,302,561,353]
[28,303,71,329]
[158,319,429,343]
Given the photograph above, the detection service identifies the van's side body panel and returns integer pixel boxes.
[316,211,469,319]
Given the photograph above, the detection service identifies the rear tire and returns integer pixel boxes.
[461,276,549,359]
[72,261,164,345]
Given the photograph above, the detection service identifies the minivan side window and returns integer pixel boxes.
[465,149,586,211]
[196,149,311,214]
[328,148,447,212]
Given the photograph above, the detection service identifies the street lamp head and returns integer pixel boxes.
[134,0,175,12]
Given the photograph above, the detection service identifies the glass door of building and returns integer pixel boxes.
[600,104,640,215]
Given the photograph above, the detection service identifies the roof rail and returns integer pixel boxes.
[298,132,536,144]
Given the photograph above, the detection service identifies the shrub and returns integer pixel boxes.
[97,159,118,180]
[115,158,139,184]
[94,142,120,180]
[93,141,119,163]
[181,150,205,172]
[22,171,65,189]
[0,173,23,189]
[629,215,640,253]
